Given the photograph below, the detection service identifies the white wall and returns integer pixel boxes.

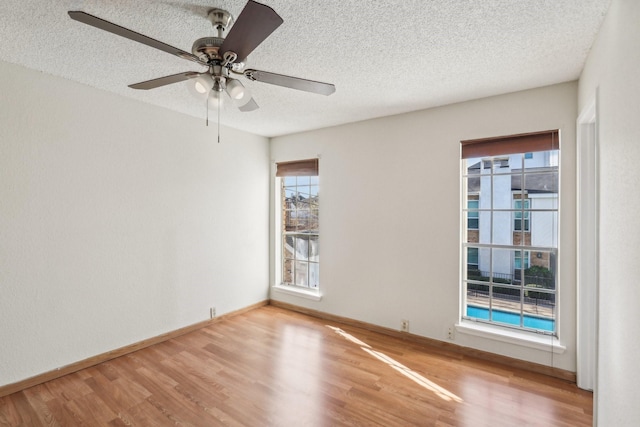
[270,82,578,370]
[579,0,640,424]
[0,60,270,387]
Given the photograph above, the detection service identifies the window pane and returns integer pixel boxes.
[466,158,481,172]
[514,250,530,270]
[514,218,522,231]
[297,190,311,200]
[492,157,513,174]
[472,247,491,281]
[490,286,523,328]
[467,200,479,231]
[294,235,309,260]
[492,284,522,307]
[308,262,319,288]
[309,236,319,262]
[524,172,558,202]
[283,176,297,186]
[523,290,555,332]
[491,211,511,245]
[310,209,319,232]
[525,251,556,291]
[283,259,294,284]
[284,210,297,232]
[466,284,490,312]
[467,247,479,265]
[284,188,296,199]
[465,224,480,243]
[295,261,308,287]
[295,211,312,233]
[283,236,295,258]
[531,211,557,247]
[513,199,531,232]
[492,248,514,285]
[466,176,480,196]
[491,176,512,209]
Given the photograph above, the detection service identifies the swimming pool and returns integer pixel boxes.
[466,305,555,332]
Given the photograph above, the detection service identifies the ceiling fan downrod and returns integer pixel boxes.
[191,8,234,63]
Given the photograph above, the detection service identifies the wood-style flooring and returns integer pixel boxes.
[0,305,593,426]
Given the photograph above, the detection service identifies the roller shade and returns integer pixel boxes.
[461,130,559,159]
[276,159,319,177]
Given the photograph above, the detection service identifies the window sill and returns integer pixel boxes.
[456,321,565,354]
[271,284,322,301]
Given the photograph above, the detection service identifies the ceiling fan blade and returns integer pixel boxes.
[219,1,283,62]
[244,69,336,96]
[68,11,208,66]
[129,72,202,90]
[238,97,259,112]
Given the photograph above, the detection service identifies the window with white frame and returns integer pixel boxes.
[467,247,479,270]
[514,199,530,231]
[514,250,530,270]
[277,159,319,289]
[461,131,559,335]
[467,200,479,230]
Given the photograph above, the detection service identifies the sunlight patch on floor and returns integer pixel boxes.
[326,325,463,403]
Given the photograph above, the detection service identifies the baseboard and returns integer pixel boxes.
[0,300,268,398]
[269,300,577,383]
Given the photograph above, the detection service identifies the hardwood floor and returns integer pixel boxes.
[0,306,592,426]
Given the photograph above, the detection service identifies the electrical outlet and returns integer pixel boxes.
[401,319,409,332]
[210,307,216,319]
[448,326,454,340]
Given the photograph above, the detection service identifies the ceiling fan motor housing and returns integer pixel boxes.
[192,37,225,61]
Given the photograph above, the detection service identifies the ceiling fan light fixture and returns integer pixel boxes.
[188,75,213,98]
[194,80,209,94]
[226,78,246,100]
[208,89,225,109]
[235,87,253,108]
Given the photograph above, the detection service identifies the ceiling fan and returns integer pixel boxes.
[68,0,335,114]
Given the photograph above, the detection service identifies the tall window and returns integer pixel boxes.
[277,159,319,289]
[462,131,559,334]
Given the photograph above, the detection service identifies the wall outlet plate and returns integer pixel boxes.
[210,307,216,319]
[401,319,409,332]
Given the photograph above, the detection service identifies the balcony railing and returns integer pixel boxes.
[467,268,554,287]
[466,267,556,304]
[466,287,555,309]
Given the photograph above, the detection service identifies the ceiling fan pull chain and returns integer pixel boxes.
[217,94,221,143]
[206,96,209,127]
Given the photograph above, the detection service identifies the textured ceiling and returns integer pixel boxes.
[0,0,611,137]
